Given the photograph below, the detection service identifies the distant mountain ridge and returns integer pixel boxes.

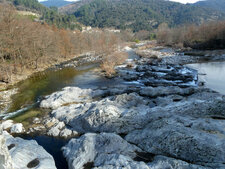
[59,0,225,32]
[3,0,81,30]
[40,0,73,7]
[59,0,93,13]
[194,0,225,12]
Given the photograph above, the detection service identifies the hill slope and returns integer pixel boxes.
[4,0,80,30]
[194,0,225,12]
[60,0,225,32]
[40,0,73,7]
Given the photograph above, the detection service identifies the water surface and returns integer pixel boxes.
[188,61,225,95]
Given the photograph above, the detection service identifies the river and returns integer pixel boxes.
[188,61,225,95]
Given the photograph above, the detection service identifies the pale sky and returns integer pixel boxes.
[38,0,203,4]
[38,0,79,2]
[168,0,202,3]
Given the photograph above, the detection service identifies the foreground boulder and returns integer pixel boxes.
[62,133,210,169]
[125,113,225,168]
[2,131,56,169]
[62,133,149,169]
[0,130,13,169]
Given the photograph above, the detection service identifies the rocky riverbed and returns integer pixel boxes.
[1,44,225,169]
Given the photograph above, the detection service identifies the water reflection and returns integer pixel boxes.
[9,64,98,112]
[188,61,225,95]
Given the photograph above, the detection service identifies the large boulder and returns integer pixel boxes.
[51,93,151,133]
[40,87,106,109]
[3,131,57,169]
[0,129,13,169]
[62,133,148,169]
[125,113,225,168]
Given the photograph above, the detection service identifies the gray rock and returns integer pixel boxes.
[148,155,210,169]
[93,154,150,169]
[62,133,143,169]
[140,86,196,97]
[125,113,225,168]
[51,93,151,133]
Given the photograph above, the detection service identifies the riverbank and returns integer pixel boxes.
[1,42,225,169]
[0,52,103,115]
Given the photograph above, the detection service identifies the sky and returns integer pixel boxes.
[38,0,79,2]
[38,0,203,4]
[169,0,202,3]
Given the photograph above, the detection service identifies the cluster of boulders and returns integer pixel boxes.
[1,46,225,169]
[0,120,25,134]
[37,48,225,169]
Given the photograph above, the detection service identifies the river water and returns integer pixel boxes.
[188,61,225,95]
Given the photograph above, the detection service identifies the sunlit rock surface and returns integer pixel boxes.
[0,129,13,169]
[62,133,147,169]
[2,131,56,169]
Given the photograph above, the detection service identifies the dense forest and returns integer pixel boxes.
[194,0,225,12]
[5,0,81,30]
[68,0,225,32]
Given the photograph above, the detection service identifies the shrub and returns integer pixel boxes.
[101,51,128,77]
[156,21,225,50]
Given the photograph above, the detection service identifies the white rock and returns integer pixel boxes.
[47,121,65,137]
[33,117,41,124]
[60,128,72,138]
[1,120,14,130]
[3,131,57,169]
[0,130,13,169]
[40,87,93,109]
[10,123,24,133]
